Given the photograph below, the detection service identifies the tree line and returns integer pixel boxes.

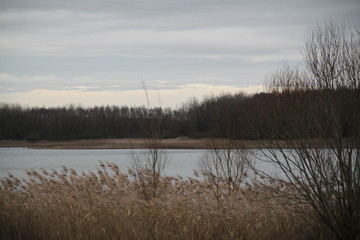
[0,87,358,141]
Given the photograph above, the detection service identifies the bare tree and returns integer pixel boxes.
[199,138,250,201]
[130,82,169,199]
[254,21,360,240]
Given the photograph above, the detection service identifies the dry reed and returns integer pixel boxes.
[0,162,330,240]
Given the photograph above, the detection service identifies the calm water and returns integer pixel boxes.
[0,148,283,180]
[0,148,206,179]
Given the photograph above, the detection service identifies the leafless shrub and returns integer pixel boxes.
[255,20,360,240]
[199,139,251,202]
[130,145,169,199]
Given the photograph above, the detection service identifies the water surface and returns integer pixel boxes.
[0,148,205,179]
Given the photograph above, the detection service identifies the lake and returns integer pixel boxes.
[0,147,282,180]
[0,148,207,179]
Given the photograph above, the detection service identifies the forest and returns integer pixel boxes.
[0,87,358,141]
[0,92,248,140]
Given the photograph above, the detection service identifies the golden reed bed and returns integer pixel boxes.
[0,163,329,240]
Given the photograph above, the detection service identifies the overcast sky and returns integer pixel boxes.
[0,0,359,108]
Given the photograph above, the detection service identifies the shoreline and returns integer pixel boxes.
[0,138,214,150]
[0,138,354,150]
[0,138,268,150]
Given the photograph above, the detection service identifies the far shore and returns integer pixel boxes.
[0,138,278,149]
[0,138,211,149]
[0,138,262,150]
[0,138,354,150]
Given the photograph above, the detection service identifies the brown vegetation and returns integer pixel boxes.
[0,163,329,240]
[0,138,209,149]
[2,138,352,149]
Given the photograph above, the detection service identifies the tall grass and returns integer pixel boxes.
[0,163,330,240]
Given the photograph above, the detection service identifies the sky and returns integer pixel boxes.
[0,0,359,108]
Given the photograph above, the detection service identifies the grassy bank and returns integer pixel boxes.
[1,138,353,149]
[0,138,209,149]
[0,163,331,240]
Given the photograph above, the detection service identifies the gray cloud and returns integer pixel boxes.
[0,0,358,60]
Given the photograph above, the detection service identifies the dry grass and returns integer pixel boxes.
[0,138,210,149]
[0,163,330,240]
[1,138,354,149]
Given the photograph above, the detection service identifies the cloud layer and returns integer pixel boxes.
[1,0,358,60]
